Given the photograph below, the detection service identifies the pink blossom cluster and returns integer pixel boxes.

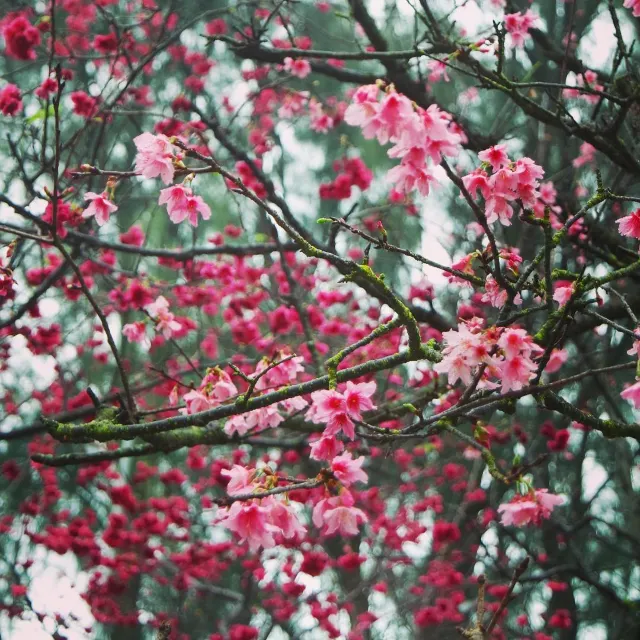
[217,452,368,550]
[158,184,211,227]
[123,295,181,344]
[434,321,544,392]
[319,157,373,200]
[2,14,41,60]
[283,57,312,79]
[307,381,377,445]
[217,466,306,551]
[133,132,178,184]
[504,10,539,48]
[345,85,462,196]
[497,489,564,526]
[462,145,544,225]
[562,71,604,104]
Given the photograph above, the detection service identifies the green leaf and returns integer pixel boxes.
[25,105,56,124]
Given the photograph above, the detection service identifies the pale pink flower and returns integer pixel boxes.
[331,452,368,486]
[314,492,368,537]
[545,348,568,374]
[269,501,306,539]
[343,84,380,131]
[164,192,211,227]
[621,379,640,409]
[183,389,216,414]
[218,501,278,551]
[617,209,640,240]
[324,411,356,440]
[133,132,176,184]
[122,321,149,347]
[572,142,596,168]
[145,295,181,338]
[201,367,238,402]
[283,57,311,79]
[159,184,190,213]
[83,191,118,226]
[553,284,574,307]
[498,489,563,527]
[221,465,255,495]
[499,353,537,392]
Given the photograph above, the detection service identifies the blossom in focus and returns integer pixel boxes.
[83,192,118,226]
[134,132,176,184]
[498,489,564,526]
[616,209,640,240]
[331,452,368,486]
[145,295,181,338]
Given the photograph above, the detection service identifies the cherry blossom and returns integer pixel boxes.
[498,489,564,526]
[133,132,176,184]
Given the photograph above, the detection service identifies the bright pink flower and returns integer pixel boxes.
[324,411,356,440]
[621,379,640,409]
[218,501,278,551]
[624,0,640,17]
[309,434,344,461]
[504,11,538,48]
[331,453,368,486]
[283,57,311,79]
[134,132,176,184]
[343,381,376,420]
[308,389,346,423]
[0,84,22,116]
[478,144,510,170]
[617,209,640,239]
[171,194,212,227]
[3,16,41,61]
[83,192,118,226]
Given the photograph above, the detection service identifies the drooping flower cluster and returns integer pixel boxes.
[462,145,544,225]
[123,295,181,344]
[158,183,211,227]
[503,10,539,48]
[345,85,462,196]
[497,488,564,526]
[217,465,306,551]
[133,132,178,184]
[434,321,544,392]
[307,381,377,445]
